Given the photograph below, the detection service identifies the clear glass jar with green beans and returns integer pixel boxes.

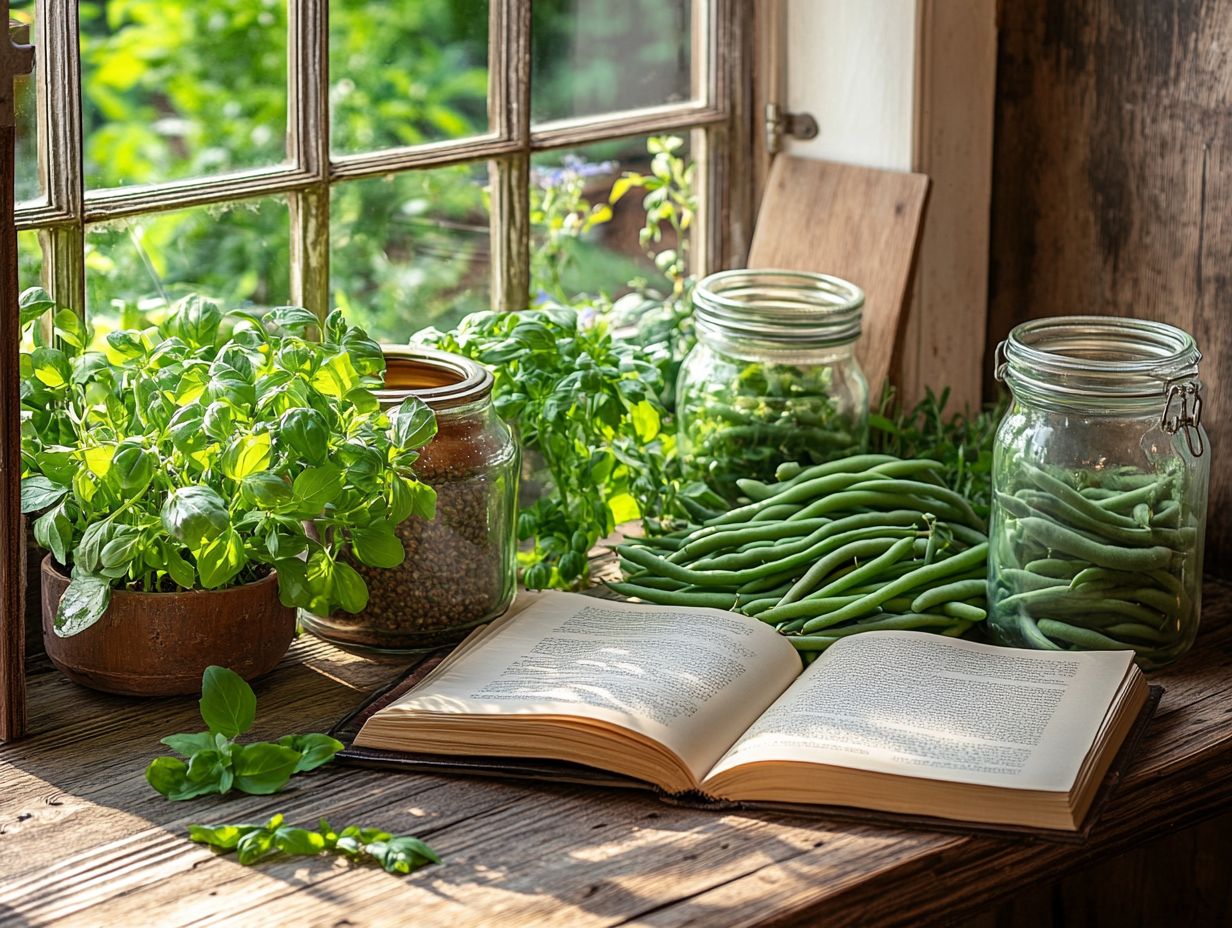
[988,317,1209,669]
[676,270,869,500]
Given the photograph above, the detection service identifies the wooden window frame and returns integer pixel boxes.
[15,0,757,322]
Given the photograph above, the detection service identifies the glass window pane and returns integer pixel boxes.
[530,134,693,305]
[330,0,490,155]
[331,165,490,341]
[79,1,288,189]
[11,2,40,204]
[18,231,43,348]
[531,0,695,124]
[85,197,290,333]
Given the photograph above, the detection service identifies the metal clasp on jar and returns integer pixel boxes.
[1161,378,1205,458]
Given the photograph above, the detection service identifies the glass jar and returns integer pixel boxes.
[987,316,1209,669]
[676,269,869,498]
[301,347,519,656]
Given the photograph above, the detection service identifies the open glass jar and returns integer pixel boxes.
[676,269,869,498]
[987,316,1209,669]
[301,347,519,656]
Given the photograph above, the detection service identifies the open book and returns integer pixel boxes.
[351,592,1151,832]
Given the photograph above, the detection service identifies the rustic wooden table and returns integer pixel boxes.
[2,579,1230,928]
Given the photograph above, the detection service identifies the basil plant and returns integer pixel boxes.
[19,289,437,636]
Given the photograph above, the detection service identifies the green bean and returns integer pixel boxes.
[774,461,803,481]
[707,471,879,526]
[1024,558,1083,579]
[693,524,917,572]
[766,454,900,492]
[801,536,920,603]
[1152,501,1181,528]
[735,478,778,501]
[792,614,962,645]
[790,490,965,524]
[1036,619,1145,652]
[998,568,1068,592]
[1095,479,1171,513]
[1100,622,1173,643]
[1013,489,1157,546]
[670,518,831,562]
[846,477,985,529]
[910,578,988,613]
[1016,517,1173,571]
[1131,503,1152,527]
[604,583,738,610]
[1017,615,1064,650]
[750,503,803,522]
[777,543,989,630]
[1020,464,1141,529]
[789,635,841,652]
[996,588,1166,628]
[939,602,987,621]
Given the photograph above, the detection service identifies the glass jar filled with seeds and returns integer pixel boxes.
[302,347,519,656]
[987,316,1209,669]
[676,269,869,499]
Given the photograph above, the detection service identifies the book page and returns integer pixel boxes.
[704,631,1133,791]
[375,592,801,781]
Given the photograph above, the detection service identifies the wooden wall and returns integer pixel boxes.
[987,0,1232,577]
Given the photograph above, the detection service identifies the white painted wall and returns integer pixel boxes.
[783,0,917,172]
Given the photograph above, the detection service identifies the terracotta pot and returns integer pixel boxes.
[40,556,296,696]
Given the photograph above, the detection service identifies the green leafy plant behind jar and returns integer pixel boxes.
[19,289,438,636]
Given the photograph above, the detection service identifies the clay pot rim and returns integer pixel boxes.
[40,554,281,601]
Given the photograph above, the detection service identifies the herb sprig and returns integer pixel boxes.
[189,813,440,875]
[146,666,343,800]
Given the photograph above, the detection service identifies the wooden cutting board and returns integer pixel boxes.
[748,156,930,394]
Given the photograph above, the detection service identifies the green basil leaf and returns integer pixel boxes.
[195,527,246,589]
[32,504,70,566]
[350,521,404,568]
[167,405,209,456]
[220,432,272,481]
[146,756,192,798]
[279,407,329,465]
[54,571,111,637]
[31,346,71,389]
[107,439,155,495]
[99,527,142,570]
[291,464,344,517]
[160,731,217,757]
[163,295,222,347]
[202,401,237,442]
[332,561,368,614]
[273,826,327,856]
[162,542,197,589]
[19,286,56,329]
[240,472,292,509]
[199,665,257,739]
[230,742,301,795]
[267,305,319,334]
[277,733,345,773]
[20,475,68,513]
[74,521,114,574]
[104,329,148,364]
[162,486,230,548]
[273,557,311,608]
[388,396,437,451]
[187,823,261,850]
[235,828,277,865]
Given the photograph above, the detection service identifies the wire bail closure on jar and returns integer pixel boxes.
[1161,378,1205,458]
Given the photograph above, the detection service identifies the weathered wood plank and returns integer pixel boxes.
[987,0,1232,578]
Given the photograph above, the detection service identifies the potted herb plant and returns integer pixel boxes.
[19,290,437,695]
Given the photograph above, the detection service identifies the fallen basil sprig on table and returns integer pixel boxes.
[188,813,440,875]
[146,665,343,800]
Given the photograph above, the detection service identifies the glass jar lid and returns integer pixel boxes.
[376,346,493,413]
[996,315,1205,454]
[692,269,864,349]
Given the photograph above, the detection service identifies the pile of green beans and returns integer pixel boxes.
[612,453,989,663]
[989,460,1199,668]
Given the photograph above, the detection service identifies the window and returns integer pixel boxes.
[14,0,752,341]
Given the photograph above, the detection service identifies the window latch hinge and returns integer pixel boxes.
[764,103,818,154]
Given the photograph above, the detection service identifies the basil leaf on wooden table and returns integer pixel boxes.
[147,666,343,800]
